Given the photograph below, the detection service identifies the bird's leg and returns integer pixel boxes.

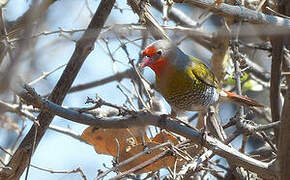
[138,128,150,153]
[207,106,227,141]
[169,109,177,118]
[200,110,209,141]
[141,132,147,150]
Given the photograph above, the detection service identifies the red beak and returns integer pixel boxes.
[139,56,153,68]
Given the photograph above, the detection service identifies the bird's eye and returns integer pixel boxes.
[156,50,162,56]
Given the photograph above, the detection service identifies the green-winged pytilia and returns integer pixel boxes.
[139,40,263,115]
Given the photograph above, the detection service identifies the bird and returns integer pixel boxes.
[139,39,263,116]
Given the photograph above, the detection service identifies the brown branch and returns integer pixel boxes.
[31,165,87,180]
[269,0,285,144]
[128,0,170,40]
[149,0,198,27]
[68,69,134,94]
[277,1,290,178]
[244,56,271,82]
[0,0,116,179]
[177,150,213,178]
[150,0,212,50]
[15,83,276,178]
[270,39,282,138]
[0,98,90,145]
[96,142,172,179]
[174,0,290,29]
[210,26,230,83]
[110,150,171,180]
[278,50,290,179]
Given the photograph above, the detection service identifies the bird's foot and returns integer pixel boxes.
[143,144,152,154]
[200,127,209,144]
[140,133,151,153]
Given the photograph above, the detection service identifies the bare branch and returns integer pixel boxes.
[28,63,67,86]
[30,165,87,180]
[110,149,170,180]
[96,142,172,179]
[150,0,198,27]
[174,0,290,29]
[68,69,134,94]
[15,83,276,178]
[277,1,290,176]
[128,0,170,40]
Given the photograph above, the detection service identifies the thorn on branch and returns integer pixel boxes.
[85,95,134,116]
[236,118,256,135]
[85,96,104,108]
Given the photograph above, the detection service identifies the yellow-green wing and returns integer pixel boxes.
[188,56,219,88]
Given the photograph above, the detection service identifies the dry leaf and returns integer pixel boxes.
[118,142,175,174]
[152,130,179,145]
[81,126,149,156]
[82,127,186,174]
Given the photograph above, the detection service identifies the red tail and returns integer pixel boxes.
[220,90,264,107]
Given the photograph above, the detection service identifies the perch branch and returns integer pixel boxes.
[14,83,277,178]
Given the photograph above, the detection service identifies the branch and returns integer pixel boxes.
[128,0,170,40]
[0,98,92,145]
[277,51,290,179]
[174,0,290,29]
[269,0,284,142]
[150,0,212,50]
[149,0,198,27]
[96,142,172,179]
[31,165,87,180]
[15,84,277,178]
[110,149,170,180]
[244,56,271,82]
[277,1,290,176]
[68,69,134,93]
[0,0,116,179]
[278,49,290,179]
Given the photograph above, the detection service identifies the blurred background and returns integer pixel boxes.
[0,0,272,179]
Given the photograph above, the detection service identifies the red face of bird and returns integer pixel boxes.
[139,40,177,76]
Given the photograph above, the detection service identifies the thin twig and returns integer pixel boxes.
[31,165,87,180]
[254,121,280,131]
[28,63,67,86]
[24,120,39,180]
[265,6,290,20]
[110,149,171,180]
[117,84,138,111]
[0,146,12,157]
[96,142,172,179]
